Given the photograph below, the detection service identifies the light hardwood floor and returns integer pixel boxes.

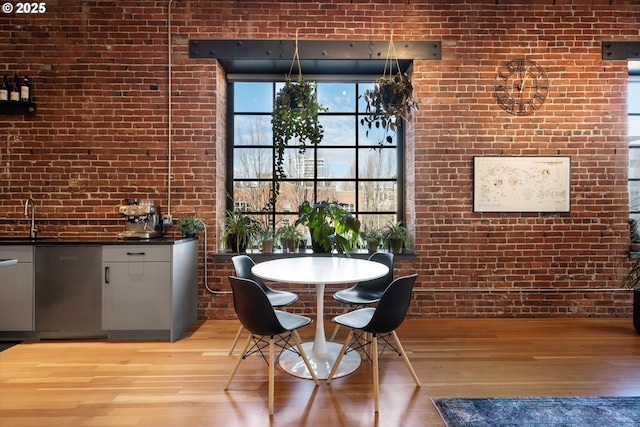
[1,318,639,427]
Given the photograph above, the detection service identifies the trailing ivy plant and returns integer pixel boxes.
[270,77,326,209]
[361,73,418,145]
[361,34,418,145]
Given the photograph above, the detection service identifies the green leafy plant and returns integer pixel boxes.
[623,219,640,290]
[221,210,259,253]
[622,218,640,334]
[256,227,275,243]
[630,218,640,252]
[622,254,640,291]
[361,35,418,145]
[360,225,384,253]
[256,224,276,253]
[270,78,326,208]
[176,216,204,238]
[295,200,361,256]
[276,223,305,252]
[383,221,411,254]
[360,225,384,242]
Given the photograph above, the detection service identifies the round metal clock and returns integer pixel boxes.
[494,58,549,116]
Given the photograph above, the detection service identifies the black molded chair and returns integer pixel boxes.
[228,255,299,355]
[329,252,394,341]
[326,273,421,413]
[224,276,318,416]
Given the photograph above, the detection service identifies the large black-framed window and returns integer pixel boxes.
[227,78,405,242]
[629,60,640,221]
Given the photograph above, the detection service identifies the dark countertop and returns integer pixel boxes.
[0,237,198,246]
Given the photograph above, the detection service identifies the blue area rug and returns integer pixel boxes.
[434,396,640,427]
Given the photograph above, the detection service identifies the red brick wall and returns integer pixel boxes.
[1,0,638,320]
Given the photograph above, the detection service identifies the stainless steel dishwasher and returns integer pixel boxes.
[35,245,105,339]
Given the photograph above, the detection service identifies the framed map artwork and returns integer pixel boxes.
[473,156,571,213]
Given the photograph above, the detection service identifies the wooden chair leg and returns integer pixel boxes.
[292,330,319,385]
[329,323,341,341]
[372,334,379,413]
[329,306,349,341]
[224,334,253,390]
[391,330,421,387]
[269,336,275,416]
[329,305,351,341]
[326,329,353,384]
[228,324,245,355]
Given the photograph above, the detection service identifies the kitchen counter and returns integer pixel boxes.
[0,238,199,342]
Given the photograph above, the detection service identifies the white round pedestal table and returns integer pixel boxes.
[252,256,389,380]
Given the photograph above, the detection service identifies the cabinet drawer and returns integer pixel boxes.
[102,245,171,262]
[0,245,34,263]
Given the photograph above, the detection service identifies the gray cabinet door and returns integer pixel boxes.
[0,263,34,331]
[0,246,34,331]
[102,258,171,330]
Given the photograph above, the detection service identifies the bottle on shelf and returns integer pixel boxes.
[9,73,20,102]
[20,76,30,102]
[0,75,8,102]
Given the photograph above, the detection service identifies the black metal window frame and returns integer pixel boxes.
[629,62,640,220]
[226,77,405,231]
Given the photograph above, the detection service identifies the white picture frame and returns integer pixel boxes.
[473,156,571,213]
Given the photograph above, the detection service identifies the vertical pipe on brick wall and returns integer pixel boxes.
[167,0,211,295]
[167,0,173,217]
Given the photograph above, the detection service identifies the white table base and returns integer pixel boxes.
[279,282,360,380]
[279,341,360,380]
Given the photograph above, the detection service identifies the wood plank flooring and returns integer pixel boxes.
[1,318,640,427]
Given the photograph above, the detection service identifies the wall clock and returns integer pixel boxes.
[494,58,549,116]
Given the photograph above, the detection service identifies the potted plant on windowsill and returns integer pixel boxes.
[621,253,640,334]
[221,210,258,253]
[622,218,640,334]
[176,216,204,239]
[277,224,304,253]
[361,34,418,146]
[383,221,411,254]
[360,225,384,254]
[295,200,360,256]
[257,228,275,254]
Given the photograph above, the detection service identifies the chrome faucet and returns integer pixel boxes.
[24,197,38,240]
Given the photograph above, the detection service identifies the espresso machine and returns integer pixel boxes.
[117,198,164,239]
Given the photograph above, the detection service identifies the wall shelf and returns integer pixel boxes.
[0,102,36,116]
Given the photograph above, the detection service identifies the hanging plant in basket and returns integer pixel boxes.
[361,34,418,145]
[272,78,325,189]
[269,31,326,209]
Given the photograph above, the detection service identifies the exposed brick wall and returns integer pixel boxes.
[1,0,638,320]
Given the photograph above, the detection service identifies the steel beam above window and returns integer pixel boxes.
[189,39,441,75]
[602,41,640,60]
